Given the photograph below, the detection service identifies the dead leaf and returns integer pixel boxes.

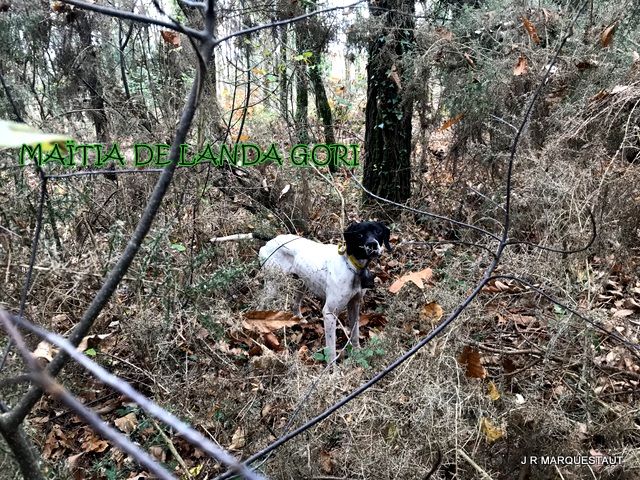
[462,52,475,68]
[149,446,166,463]
[262,332,281,351]
[33,340,57,363]
[633,51,640,63]
[77,333,111,353]
[389,64,402,90]
[388,268,433,293]
[480,417,505,442]
[242,311,299,333]
[511,314,537,326]
[437,113,464,132]
[319,450,335,474]
[278,184,291,201]
[458,346,487,379]
[81,434,109,453]
[613,309,634,318]
[359,312,387,327]
[228,427,246,450]
[487,381,501,401]
[576,59,598,70]
[513,55,528,76]
[521,16,541,45]
[600,23,616,48]
[420,302,444,323]
[160,30,180,47]
[114,412,138,434]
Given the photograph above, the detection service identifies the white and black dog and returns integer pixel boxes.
[259,221,392,363]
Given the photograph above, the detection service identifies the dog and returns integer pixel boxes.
[258,221,392,363]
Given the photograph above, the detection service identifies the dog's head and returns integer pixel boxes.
[343,221,392,260]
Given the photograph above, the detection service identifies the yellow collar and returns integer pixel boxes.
[338,243,365,271]
[348,255,366,271]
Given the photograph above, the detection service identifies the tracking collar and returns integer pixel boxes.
[337,243,365,272]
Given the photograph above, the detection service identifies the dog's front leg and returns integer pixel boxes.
[347,294,362,350]
[321,304,337,364]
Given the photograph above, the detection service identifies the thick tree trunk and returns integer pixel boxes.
[363,0,415,204]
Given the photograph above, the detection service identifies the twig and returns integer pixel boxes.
[151,418,192,479]
[457,448,494,480]
[5,313,266,480]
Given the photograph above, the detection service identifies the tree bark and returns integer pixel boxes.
[363,0,415,204]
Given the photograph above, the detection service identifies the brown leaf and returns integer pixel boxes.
[487,381,501,401]
[480,417,505,442]
[359,312,387,327]
[388,268,433,293]
[242,310,299,333]
[149,446,166,463]
[600,23,616,48]
[437,113,464,132]
[228,427,246,450]
[262,332,281,351]
[33,340,57,363]
[319,450,335,474]
[576,59,598,70]
[613,309,634,318]
[420,302,444,323]
[77,333,111,353]
[389,64,402,90]
[521,16,541,45]
[458,346,487,379]
[160,30,180,47]
[513,55,529,76]
[81,433,109,453]
[114,412,138,434]
[463,52,475,68]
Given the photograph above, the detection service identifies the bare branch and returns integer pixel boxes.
[5,313,266,480]
[0,312,177,480]
[47,168,163,179]
[59,0,206,40]
[212,0,367,47]
[350,174,502,241]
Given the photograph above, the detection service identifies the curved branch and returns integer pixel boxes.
[506,207,597,255]
[487,275,640,359]
[4,313,265,480]
[212,0,367,47]
[350,174,502,242]
[59,0,206,40]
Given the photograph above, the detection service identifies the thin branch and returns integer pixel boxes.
[350,175,502,241]
[212,0,367,47]
[5,313,265,480]
[59,0,206,40]
[507,208,597,255]
[0,312,176,480]
[487,275,640,359]
[46,168,163,179]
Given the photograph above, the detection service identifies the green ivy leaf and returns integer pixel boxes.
[85,348,97,357]
[171,243,187,252]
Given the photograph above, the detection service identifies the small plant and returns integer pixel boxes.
[346,337,386,369]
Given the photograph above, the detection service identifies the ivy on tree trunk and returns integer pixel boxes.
[363,0,415,205]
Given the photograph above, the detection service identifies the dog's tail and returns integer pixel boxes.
[210,232,273,243]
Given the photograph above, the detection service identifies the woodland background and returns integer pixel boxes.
[1,0,640,479]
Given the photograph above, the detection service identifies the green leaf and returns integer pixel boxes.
[0,120,71,152]
[85,348,97,357]
[171,243,187,252]
[312,351,327,362]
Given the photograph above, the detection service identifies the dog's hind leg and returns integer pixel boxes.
[347,293,362,350]
[321,304,338,364]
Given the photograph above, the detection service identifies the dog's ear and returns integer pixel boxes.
[375,222,392,251]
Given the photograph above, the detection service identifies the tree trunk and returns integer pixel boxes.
[363,0,415,204]
[309,59,337,172]
[295,23,309,144]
